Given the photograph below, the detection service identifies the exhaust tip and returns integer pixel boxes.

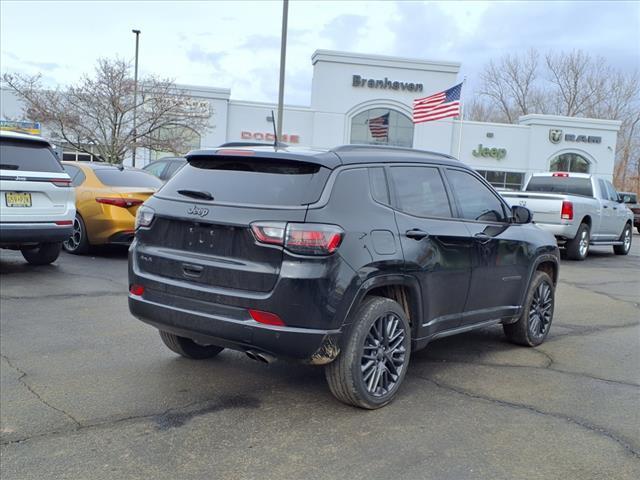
[245,350,275,364]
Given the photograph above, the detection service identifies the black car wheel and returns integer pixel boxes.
[613,224,632,255]
[63,214,90,254]
[159,331,224,359]
[21,242,62,265]
[504,271,555,347]
[325,296,411,409]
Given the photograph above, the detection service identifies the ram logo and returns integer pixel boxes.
[549,129,563,144]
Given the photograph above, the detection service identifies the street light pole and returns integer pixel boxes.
[131,29,141,167]
[276,0,289,144]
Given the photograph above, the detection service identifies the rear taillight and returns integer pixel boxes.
[251,222,344,255]
[50,178,72,187]
[96,197,144,208]
[135,205,155,229]
[561,201,574,220]
[251,222,286,245]
[248,309,285,326]
[552,172,569,177]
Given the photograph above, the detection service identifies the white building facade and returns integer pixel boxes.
[1,50,622,189]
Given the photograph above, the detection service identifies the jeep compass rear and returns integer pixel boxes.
[129,145,559,409]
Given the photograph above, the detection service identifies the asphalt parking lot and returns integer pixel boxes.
[1,237,639,480]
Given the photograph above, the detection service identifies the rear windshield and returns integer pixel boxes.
[0,139,63,173]
[95,169,163,188]
[165,156,331,206]
[526,176,593,197]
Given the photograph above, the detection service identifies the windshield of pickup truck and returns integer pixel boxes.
[526,176,593,197]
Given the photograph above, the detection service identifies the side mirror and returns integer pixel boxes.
[511,205,533,224]
[617,196,625,204]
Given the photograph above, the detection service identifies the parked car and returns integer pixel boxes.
[618,191,640,233]
[61,162,161,253]
[501,172,633,260]
[128,144,560,409]
[0,130,75,264]
[142,157,186,182]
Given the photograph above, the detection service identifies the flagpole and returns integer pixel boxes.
[456,77,467,160]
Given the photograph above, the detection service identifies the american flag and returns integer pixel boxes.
[367,113,390,139]
[413,83,462,124]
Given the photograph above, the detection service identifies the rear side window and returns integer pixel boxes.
[390,166,452,218]
[143,161,168,178]
[526,176,593,197]
[164,160,186,179]
[166,156,331,206]
[63,164,86,186]
[95,169,162,188]
[0,139,63,172]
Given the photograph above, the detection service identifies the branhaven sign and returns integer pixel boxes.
[352,75,424,92]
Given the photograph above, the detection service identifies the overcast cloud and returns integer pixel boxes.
[1,1,638,105]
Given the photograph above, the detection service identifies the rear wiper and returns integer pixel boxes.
[0,164,19,170]
[177,189,214,201]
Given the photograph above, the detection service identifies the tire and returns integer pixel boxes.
[503,271,555,347]
[63,214,90,254]
[159,330,224,359]
[566,223,590,260]
[613,224,632,255]
[325,296,411,409]
[21,242,62,265]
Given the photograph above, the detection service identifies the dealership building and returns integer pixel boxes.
[1,50,621,190]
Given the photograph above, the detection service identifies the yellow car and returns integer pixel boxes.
[61,162,162,253]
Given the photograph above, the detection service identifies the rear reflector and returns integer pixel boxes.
[552,172,569,177]
[561,201,574,220]
[55,220,73,226]
[129,284,145,296]
[248,309,285,326]
[96,197,144,208]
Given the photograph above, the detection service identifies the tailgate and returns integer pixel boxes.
[135,203,306,293]
[502,192,566,224]
[0,171,72,218]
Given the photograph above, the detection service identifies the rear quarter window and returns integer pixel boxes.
[0,139,63,173]
[94,169,162,188]
[165,156,331,206]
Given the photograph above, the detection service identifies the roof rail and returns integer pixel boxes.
[330,144,456,160]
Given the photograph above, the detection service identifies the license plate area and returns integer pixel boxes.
[5,192,32,207]
[186,223,220,249]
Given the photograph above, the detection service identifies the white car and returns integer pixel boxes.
[0,130,76,264]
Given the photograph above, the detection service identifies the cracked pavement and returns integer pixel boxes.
[1,237,639,480]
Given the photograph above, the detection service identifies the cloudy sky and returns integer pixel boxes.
[1,1,638,105]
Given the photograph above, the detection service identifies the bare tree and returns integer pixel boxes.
[471,49,640,191]
[3,58,210,164]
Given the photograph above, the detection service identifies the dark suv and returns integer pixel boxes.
[128,145,560,409]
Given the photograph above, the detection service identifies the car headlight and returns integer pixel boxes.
[135,205,155,229]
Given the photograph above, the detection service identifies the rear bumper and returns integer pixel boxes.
[534,222,578,240]
[128,292,341,361]
[0,222,73,245]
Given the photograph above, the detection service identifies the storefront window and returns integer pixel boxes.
[549,153,590,173]
[150,126,201,161]
[476,170,524,190]
[350,109,414,147]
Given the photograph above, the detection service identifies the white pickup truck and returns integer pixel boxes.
[501,172,634,260]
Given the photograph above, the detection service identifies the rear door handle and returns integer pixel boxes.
[405,229,429,240]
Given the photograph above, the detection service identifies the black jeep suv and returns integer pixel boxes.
[128,145,559,409]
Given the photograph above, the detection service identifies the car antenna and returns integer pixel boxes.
[271,110,278,149]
